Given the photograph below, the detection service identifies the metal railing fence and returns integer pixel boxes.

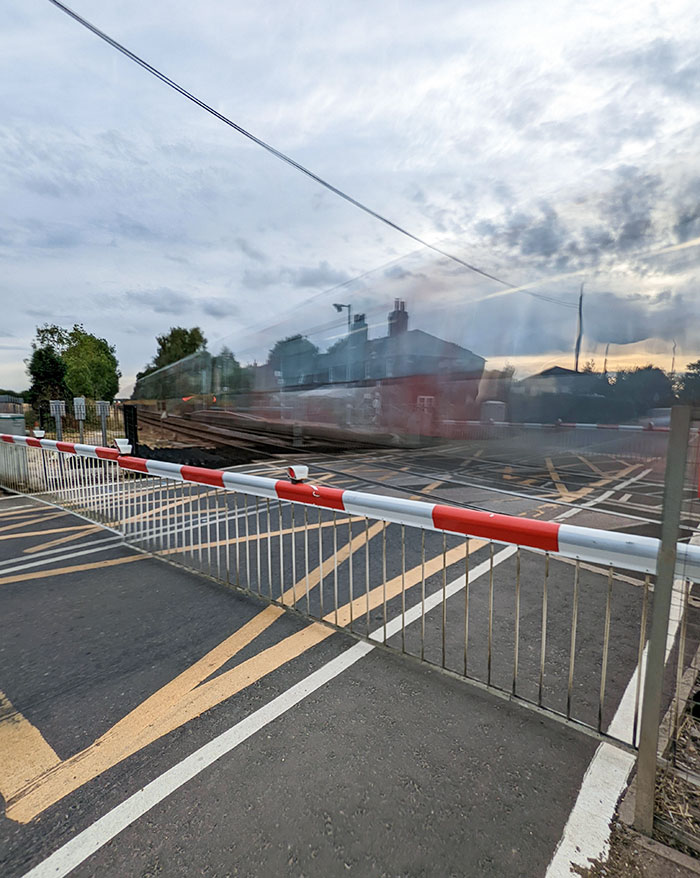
[2,432,699,757]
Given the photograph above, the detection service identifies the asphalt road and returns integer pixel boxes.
[0,438,696,877]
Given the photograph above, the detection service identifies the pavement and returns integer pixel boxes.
[0,439,697,877]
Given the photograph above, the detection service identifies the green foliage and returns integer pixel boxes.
[677,360,700,404]
[62,327,121,400]
[267,335,319,371]
[137,327,207,379]
[608,365,673,415]
[26,324,121,406]
[26,345,69,407]
[216,346,244,392]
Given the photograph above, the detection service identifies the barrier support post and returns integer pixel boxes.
[634,404,691,834]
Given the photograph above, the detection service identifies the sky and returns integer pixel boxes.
[2,0,700,394]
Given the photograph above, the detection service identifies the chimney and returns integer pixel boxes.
[388,299,409,337]
[350,313,368,347]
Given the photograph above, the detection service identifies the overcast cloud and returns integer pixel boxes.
[1,0,699,392]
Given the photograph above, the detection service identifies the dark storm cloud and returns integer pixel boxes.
[473,165,688,272]
[124,289,191,314]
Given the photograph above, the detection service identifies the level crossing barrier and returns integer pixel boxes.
[1,432,698,757]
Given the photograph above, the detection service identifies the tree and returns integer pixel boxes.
[215,346,245,392]
[137,327,207,379]
[26,324,121,404]
[609,365,674,415]
[26,346,69,408]
[62,327,121,400]
[677,360,700,405]
[267,334,319,385]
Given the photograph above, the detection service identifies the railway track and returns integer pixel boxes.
[137,408,393,455]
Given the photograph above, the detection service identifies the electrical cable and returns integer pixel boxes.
[47,0,575,308]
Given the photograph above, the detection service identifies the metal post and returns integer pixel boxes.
[96,401,110,447]
[73,397,86,444]
[634,404,691,834]
[49,400,66,441]
[122,404,139,451]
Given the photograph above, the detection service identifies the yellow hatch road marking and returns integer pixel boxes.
[0,507,56,521]
[159,515,369,558]
[23,525,102,555]
[0,512,67,535]
[545,457,573,500]
[328,537,487,628]
[0,554,145,587]
[279,521,385,607]
[0,692,60,803]
[575,454,608,477]
[0,524,102,543]
[1,523,481,823]
[502,466,516,481]
[545,458,641,503]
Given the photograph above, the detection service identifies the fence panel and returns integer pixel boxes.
[4,433,697,754]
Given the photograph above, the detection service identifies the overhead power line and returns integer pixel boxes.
[47,0,577,309]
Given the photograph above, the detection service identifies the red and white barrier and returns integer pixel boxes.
[3,433,699,581]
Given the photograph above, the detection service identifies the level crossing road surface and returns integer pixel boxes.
[0,440,693,877]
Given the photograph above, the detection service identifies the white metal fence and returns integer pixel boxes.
[2,432,699,760]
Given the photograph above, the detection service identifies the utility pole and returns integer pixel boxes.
[574,283,584,372]
[333,303,352,382]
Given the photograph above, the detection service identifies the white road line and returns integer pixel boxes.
[0,540,126,575]
[20,642,373,878]
[0,536,121,567]
[620,493,632,503]
[20,535,518,878]
[556,468,651,521]
[546,551,692,876]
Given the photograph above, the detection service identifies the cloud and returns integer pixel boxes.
[124,289,192,314]
[200,298,239,318]
[235,237,265,262]
[243,260,351,290]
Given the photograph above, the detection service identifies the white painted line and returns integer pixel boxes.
[0,535,122,566]
[19,640,373,878]
[546,549,692,875]
[20,527,518,878]
[374,545,517,642]
[0,540,125,576]
[620,493,632,504]
[556,468,651,522]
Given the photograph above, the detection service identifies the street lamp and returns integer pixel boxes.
[333,303,352,382]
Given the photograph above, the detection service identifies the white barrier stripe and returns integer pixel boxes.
[558,524,700,581]
[342,491,436,530]
[5,434,700,582]
[72,444,99,459]
[221,470,279,499]
[144,460,185,480]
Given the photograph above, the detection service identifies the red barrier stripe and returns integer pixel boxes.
[1,435,15,443]
[95,447,120,460]
[117,456,150,473]
[275,481,346,511]
[26,438,42,448]
[56,442,76,454]
[180,465,225,488]
[432,505,560,552]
